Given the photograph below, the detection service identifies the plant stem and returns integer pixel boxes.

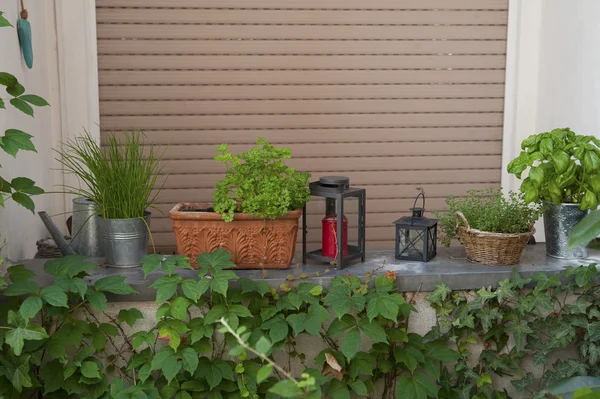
[218,317,299,384]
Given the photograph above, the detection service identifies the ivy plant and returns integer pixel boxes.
[2,250,600,398]
[507,127,600,209]
[212,138,311,222]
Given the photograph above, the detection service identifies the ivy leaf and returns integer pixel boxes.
[358,317,387,343]
[150,275,182,302]
[188,318,212,344]
[341,327,361,361]
[396,374,439,399]
[170,297,191,321]
[94,275,137,295]
[9,355,33,392]
[182,278,209,301]
[180,347,199,374]
[323,285,353,319]
[141,254,163,278]
[496,279,516,302]
[532,272,561,291]
[4,281,39,296]
[138,363,152,383]
[81,361,101,379]
[0,72,18,86]
[41,285,68,307]
[0,12,13,27]
[87,290,108,311]
[7,264,35,282]
[19,94,49,107]
[118,308,144,327]
[565,264,598,288]
[349,380,368,396]
[256,364,272,383]
[5,311,48,355]
[0,129,36,157]
[19,296,43,319]
[425,283,451,304]
[39,359,64,394]
[394,347,424,374]
[327,314,356,338]
[511,269,532,289]
[423,341,460,363]
[268,380,303,398]
[507,319,533,350]
[349,352,374,379]
[12,192,35,213]
[131,331,155,349]
[10,177,43,195]
[10,98,34,116]
[261,314,289,343]
[367,294,410,323]
[197,248,236,269]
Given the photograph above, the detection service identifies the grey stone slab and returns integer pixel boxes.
[9,244,600,302]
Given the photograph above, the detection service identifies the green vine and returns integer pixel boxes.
[0,9,47,212]
[0,251,599,398]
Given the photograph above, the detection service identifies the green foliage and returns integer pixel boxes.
[507,127,600,209]
[0,14,48,211]
[3,249,600,399]
[54,130,166,219]
[434,187,542,246]
[570,210,600,250]
[212,138,311,222]
[428,263,600,399]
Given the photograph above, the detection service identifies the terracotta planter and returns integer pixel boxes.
[169,202,301,269]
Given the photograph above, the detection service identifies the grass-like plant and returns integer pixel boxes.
[434,187,542,247]
[56,130,166,219]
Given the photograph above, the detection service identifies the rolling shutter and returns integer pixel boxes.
[96,0,508,253]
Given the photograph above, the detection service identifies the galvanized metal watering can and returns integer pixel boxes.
[38,197,104,257]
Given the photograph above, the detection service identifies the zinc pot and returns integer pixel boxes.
[169,202,300,269]
[98,211,151,268]
[543,201,589,259]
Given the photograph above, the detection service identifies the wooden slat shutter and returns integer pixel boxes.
[96,0,508,253]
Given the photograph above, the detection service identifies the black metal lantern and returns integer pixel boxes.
[302,176,366,269]
[393,193,437,262]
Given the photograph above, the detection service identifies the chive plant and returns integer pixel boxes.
[56,130,166,219]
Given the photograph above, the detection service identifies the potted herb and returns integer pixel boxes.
[56,131,165,268]
[169,138,311,269]
[507,128,600,259]
[434,188,541,265]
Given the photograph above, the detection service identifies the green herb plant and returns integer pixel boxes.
[434,188,542,247]
[0,9,47,212]
[55,130,166,219]
[213,138,311,222]
[2,250,600,398]
[507,128,600,210]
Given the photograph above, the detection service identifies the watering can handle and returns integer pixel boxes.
[38,211,76,256]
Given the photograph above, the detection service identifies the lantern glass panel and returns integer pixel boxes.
[396,226,428,261]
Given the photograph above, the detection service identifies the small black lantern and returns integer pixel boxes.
[393,193,437,262]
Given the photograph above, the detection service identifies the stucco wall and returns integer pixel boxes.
[0,1,64,260]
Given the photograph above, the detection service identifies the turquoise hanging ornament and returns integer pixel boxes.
[17,1,33,68]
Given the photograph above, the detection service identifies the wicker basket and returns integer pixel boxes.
[454,211,534,266]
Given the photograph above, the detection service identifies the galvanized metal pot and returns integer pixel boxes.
[71,197,104,257]
[543,201,589,259]
[98,211,151,268]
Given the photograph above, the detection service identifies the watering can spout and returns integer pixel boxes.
[38,211,76,256]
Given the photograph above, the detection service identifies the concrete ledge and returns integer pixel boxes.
[11,244,600,302]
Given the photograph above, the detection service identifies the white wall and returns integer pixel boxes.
[0,0,100,260]
[0,1,63,260]
[502,0,600,241]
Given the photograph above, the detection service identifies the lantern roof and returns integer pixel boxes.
[393,214,437,228]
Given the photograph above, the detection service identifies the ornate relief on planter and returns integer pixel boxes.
[169,202,300,269]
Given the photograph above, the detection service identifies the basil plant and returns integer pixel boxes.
[507,128,600,210]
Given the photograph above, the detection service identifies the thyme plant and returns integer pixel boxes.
[434,188,542,247]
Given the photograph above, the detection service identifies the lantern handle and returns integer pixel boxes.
[454,211,471,233]
[410,192,426,226]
